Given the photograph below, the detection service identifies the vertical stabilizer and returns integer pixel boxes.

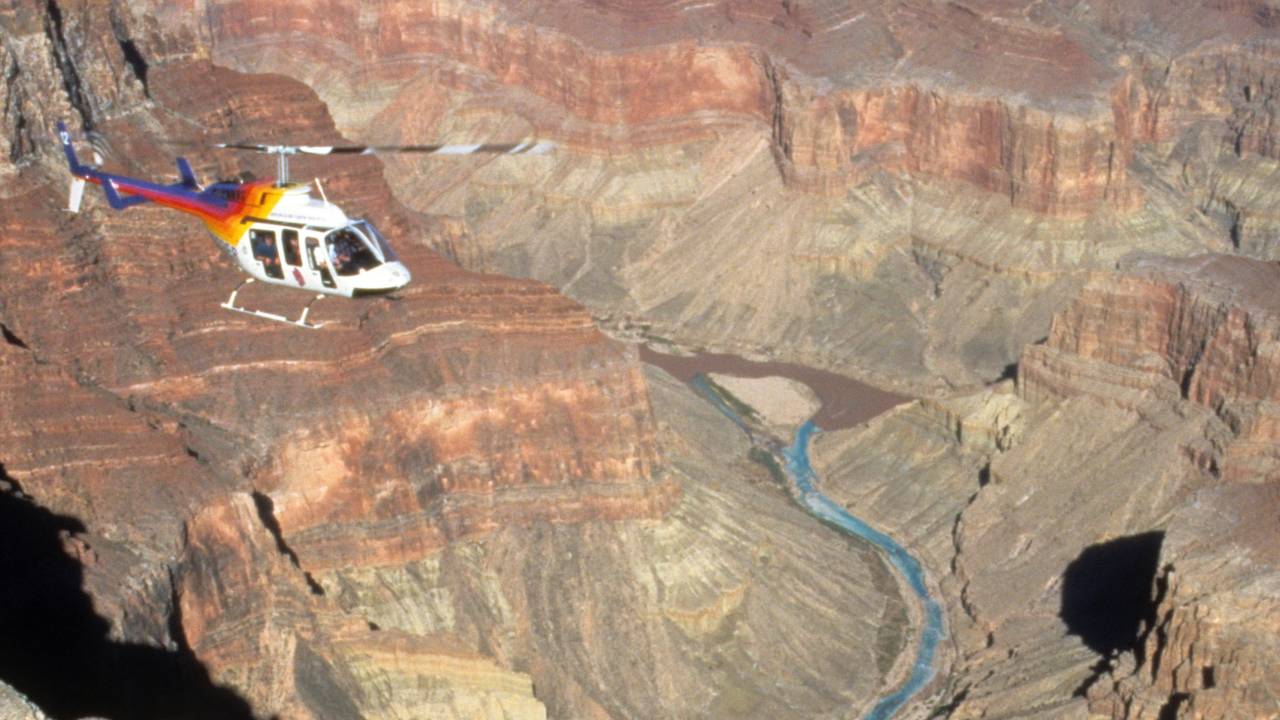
[55,120,87,176]
[176,157,198,189]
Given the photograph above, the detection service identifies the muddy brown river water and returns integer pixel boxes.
[639,345,909,430]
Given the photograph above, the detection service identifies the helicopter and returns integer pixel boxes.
[55,121,552,329]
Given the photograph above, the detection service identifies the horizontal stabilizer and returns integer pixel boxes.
[102,179,149,210]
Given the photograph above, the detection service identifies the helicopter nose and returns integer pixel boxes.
[352,261,411,295]
[386,262,411,289]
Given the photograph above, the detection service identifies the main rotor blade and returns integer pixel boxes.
[298,141,555,156]
[212,141,554,156]
[214,142,277,151]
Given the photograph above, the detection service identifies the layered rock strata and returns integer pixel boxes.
[811,253,1280,717]
[1022,254,1280,481]
[149,0,1280,392]
[0,3,906,718]
[190,0,1133,215]
[1087,482,1280,720]
[186,0,1278,216]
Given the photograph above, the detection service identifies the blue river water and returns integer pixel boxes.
[691,376,945,720]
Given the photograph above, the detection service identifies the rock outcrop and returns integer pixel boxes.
[189,0,1141,215]
[5,2,1280,719]
[157,0,1280,391]
[808,253,1280,717]
[0,3,907,718]
[1022,254,1280,481]
[1087,482,1280,720]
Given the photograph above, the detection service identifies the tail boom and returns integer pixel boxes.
[54,121,262,244]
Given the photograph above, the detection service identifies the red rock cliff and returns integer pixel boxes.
[1021,254,1280,481]
[172,0,1152,212]
[168,0,1280,217]
[0,3,674,714]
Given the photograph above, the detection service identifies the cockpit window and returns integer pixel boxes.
[352,220,397,263]
[325,226,381,276]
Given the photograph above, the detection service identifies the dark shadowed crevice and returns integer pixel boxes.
[996,361,1018,382]
[108,6,149,96]
[1179,360,1198,398]
[4,53,33,163]
[1071,657,1113,699]
[0,464,256,720]
[1,323,28,349]
[250,491,325,596]
[1060,532,1164,658]
[43,0,93,130]
[118,38,149,92]
[1157,692,1190,720]
[1135,563,1172,669]
[927,686,969,718]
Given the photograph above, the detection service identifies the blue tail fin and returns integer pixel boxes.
[55,121,88,176]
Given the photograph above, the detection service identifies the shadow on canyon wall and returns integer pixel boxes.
[1060,531,1164,657]
[0,463,256,720]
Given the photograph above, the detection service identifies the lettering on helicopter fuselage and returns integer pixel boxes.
[240,216,308,229]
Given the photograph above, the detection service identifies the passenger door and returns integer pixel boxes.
[280,229,312,288]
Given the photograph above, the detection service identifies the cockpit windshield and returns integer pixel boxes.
[325,225,382,276]
[352,220,397,263]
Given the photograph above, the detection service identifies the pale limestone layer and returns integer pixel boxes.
[336,633,547,720]
[706,373,820,434]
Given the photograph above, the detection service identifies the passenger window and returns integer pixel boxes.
[282,230,301,266]
[250,229,283,279]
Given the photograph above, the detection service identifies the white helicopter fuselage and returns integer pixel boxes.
[229,184,411,298]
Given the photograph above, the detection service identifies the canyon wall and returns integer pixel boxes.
[1087,482,1280,720]
[145,0,1280,394]
[180,0,1280,222]
[1022,254,1280,481]
[812,252,1280,717]
[192,0,1147,216]
[0,2,907,718]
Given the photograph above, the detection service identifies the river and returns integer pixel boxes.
[643,346,946,720]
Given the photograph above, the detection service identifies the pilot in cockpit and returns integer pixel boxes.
[328,236,354,274]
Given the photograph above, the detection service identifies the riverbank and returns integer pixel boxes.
[641,346,948,719]
[640,346,907,431]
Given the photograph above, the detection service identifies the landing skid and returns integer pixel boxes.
[220,278,325,329]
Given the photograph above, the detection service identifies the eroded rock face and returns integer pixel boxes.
[186,0,1280,217]
[808,253,1280,717]
[1088,483,1280,720]
[1022,254,1280,481]
[1013,255,1280,720]
[0,3,905,718]
[1,4,665,716]
[154,0,1280,393]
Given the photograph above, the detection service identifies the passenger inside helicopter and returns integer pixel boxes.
[250,228,283,280]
